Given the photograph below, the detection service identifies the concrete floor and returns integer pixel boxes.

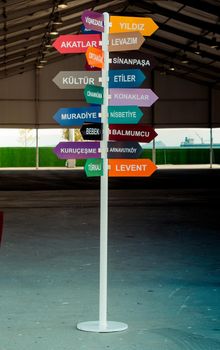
[0,169,220,349]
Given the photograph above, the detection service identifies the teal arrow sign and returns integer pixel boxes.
[84,84,104,105]
[109,69,146,88]
[108,106,143,124]
[85,158,103,177]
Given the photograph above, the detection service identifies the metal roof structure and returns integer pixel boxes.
[0,0,220,88]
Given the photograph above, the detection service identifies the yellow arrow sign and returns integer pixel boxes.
[110,16,158,36]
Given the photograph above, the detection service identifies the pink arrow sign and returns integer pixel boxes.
[109,88,158,107]
[109,124,157,142]
[81,10,104,33]
[52,34,101,54]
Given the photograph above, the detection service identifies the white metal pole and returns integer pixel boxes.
[36,127,39,169]
[210,127,213,169]
[152,138,156,164]
[77,11,127,333]
[99,11,109,330]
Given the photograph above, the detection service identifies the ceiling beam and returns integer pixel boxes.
[0,0,125,46]
[151,33,220,62]
[0,0,120,36]
[0,0,30,9]
[157,23,217,47]
[136,0,220,34]
[141,42,220,80]
[0,45,40,64]
[2,38,42,54]
[175,0,220,17]
[0,1,54,22]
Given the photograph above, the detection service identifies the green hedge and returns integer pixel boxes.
[0,147,219,167]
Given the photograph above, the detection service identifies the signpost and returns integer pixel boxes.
[108,32,145,52]
[53,71,101,89]
[81,10,104,32]
[109,16,158,36]
[108,159,157,177]
[52,34,101,54]
[53,141,100,159]
[109,124,157,142]
[109,69,146,88]
[110,51,157,71]
[84,84,104,105]
[86,47,104,69]
[85,61,100,71]
[53,106,101,127]
[80,122,102,140]
[108,141,143,159]
[85,158,103,177]
[52,10,159,334]
[109,88,159,107]
[81,24,99,34]
[108,106,143,124]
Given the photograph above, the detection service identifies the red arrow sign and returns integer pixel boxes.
[109,124,157,142]
[52,34,101,54]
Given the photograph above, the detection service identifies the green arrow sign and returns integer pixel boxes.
[85,158,103,177]
[84,84,104,105]
[108,106,143,124]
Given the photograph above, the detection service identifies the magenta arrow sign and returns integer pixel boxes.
[109,88,158,107]
[53,142,100,159]
[81,10,104,33]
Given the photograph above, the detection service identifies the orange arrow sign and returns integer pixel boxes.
[108,32,145,52]
[86,47,104,69]
[110,16,158,36]
[108,159,157,177]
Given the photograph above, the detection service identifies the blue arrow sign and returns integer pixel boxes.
[81,24,99,34]
[53,106,101,127]
[109,69,146,88]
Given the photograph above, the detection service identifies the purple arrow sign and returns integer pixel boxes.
[81,10,104,33]
[109,88,159,107]
[53,142,100,159]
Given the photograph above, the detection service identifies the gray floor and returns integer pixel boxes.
[0,169,220,350]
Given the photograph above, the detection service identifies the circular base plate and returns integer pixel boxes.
[77,321,128,333]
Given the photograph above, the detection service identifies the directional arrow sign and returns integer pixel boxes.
[84,84,104,105]
[85,158,103,177]
[53,141,100,159]
[81,24,99,34]
[110,51,157,71]
[110,16,158,36]
[108,106,143,124]
[85,61,100,71]
[52,34,101,54]
[53,106,101,127]
[81,10,104,33]
[108,159,157,177]
[80,122,102,140]
[108,32,145,52]
[109,124,157,142]
[53,71,101,89]
[109,69,146,88]
[109,88,159,107]
[86,47,104,69]
[108,141,143,159]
